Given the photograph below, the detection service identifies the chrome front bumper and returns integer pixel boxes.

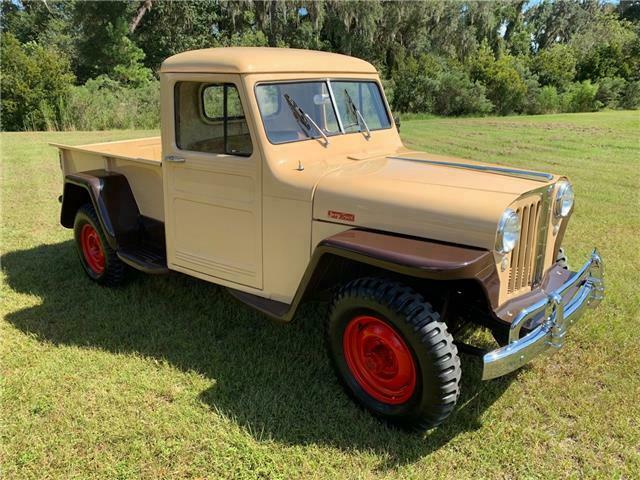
[482,249,605,380]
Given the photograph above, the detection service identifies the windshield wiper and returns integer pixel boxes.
[344,89,371,138]
[283,93,329,145]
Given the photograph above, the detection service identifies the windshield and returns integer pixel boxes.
[256,81,340,144]
[256,80,391,145]
[331,81,390,133]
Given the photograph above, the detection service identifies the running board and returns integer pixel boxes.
[226,288,292,321]
[117,246,168,274]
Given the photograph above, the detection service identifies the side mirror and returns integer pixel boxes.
[393,113,401,132]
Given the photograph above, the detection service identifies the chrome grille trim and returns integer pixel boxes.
[506,187,553,295]
[532,187,553,287]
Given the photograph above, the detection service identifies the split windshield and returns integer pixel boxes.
[255,80,391,145]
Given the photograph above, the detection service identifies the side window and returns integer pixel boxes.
[175,81,253,156]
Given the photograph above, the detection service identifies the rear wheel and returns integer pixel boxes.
[73,203,126,286]
[326,278,461,431]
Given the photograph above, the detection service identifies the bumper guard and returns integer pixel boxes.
[482,249,605,380]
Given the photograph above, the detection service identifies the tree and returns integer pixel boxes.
[532,44,577,89]
[0,32,75,130]
[73,1,152,84]
[570,12,639,82]
[132,0,219,71]
[469,43,528,115]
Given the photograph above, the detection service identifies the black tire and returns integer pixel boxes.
[556,247,569,270]
[326,278,461,431]
[73,203,126,286]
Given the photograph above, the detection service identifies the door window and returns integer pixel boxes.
[175,82,253,156]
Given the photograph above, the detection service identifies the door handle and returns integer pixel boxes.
[164,155,186,163]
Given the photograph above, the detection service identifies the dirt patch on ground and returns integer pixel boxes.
[465,120,615,134]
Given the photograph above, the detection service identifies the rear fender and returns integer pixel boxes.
[60,170,140,250]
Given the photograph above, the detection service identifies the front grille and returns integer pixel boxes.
[507,198,543,294]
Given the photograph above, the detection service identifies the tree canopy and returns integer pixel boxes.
[1,0,639,131]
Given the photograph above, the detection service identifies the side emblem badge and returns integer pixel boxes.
[328,210,355,222]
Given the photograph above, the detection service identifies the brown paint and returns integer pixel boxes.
[228,229,501,321]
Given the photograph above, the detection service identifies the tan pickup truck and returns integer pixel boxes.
[53,47,605,430]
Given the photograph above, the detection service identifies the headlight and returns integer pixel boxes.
[496,209,521,254]
[554,181,574,218]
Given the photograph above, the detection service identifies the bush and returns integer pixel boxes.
[433,71,493,116]
[469,45,529,115]
[534,86,561,114]
[60,77,160,131]
[596,77,627,108]
[0,33,75,131]
[561,81,601,112]
[532,44,577,89]
[392,54,492,116]
[620,81,640,109]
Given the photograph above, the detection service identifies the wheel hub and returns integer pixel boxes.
[80,224,105,274]
[343,315,417,404]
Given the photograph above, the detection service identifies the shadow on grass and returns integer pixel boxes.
[3,241,516,468]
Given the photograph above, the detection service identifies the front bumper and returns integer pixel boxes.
[482,249,605,380]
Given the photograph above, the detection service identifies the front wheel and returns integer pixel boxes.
[326,278,461,431]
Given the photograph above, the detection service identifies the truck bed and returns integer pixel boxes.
[53,136,165,221]
[51,136,162,166]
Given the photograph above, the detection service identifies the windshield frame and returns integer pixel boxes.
[254,78,393,146]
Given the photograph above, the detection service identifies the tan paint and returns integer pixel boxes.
[54,47,572,307]
[55,139,164,220]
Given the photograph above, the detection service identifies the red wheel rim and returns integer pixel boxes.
[343,315,417,405]
[80,224,105,274]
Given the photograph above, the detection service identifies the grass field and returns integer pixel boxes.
[1,111,639,479]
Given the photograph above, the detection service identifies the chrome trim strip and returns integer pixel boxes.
[482,249,605,380]
[532,186,553,287]
[326,80,345,134]
[387,156,554,182]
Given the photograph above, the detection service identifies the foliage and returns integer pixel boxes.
[532,44,577,89]
[561,80,601,112]
[134,0,219,69]
[73,2,152,85]
[533,85,561,114]
[570,12,639,82]
[392,54,492,115]
[0,32,75,131]
[60,78,160,131]
[596,76,628,108]
[620,80,640,109]
[1,0,640,131]
[469,44,529,115]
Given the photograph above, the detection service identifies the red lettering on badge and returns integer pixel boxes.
[328,210,355,222]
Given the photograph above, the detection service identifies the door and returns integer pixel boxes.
[162,74,262,288]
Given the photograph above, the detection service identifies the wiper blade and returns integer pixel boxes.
[344,89,371,138]
[283,93,329,145]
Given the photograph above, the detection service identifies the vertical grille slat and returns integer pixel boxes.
[517,206,530,290]
[525,201,539,285]
[507,197,543,295]
[508,207,522,292]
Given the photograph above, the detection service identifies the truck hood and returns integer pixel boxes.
[312,151,556,250]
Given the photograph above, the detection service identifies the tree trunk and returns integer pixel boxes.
[130,0,154,34]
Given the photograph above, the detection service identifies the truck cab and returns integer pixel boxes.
[54,48,605,431]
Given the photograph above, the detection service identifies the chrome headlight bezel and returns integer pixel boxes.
[554,181,574,218]
[495,208,521,254]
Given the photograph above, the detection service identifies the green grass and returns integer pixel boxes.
[2,111,639,479]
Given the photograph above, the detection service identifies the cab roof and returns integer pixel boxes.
[160,47,377,75]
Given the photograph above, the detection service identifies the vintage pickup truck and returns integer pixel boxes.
[53,47,604,431]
